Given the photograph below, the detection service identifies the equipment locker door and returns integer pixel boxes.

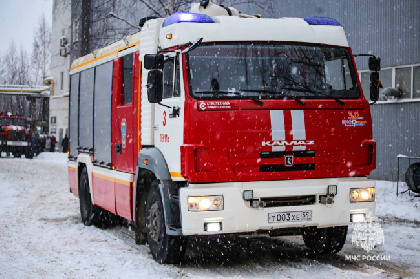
[112,51,140,174]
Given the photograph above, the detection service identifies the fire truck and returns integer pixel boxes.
[68,2,381,263]
[0,112,33,158]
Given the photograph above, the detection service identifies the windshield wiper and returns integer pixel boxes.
[283,87,345,106]
[240,88,305,106]
[292,96,306,106]
[250,97,263,106]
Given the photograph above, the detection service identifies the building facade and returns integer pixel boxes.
[50,0,71,150]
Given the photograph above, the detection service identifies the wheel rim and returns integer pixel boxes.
[148,202,163,244]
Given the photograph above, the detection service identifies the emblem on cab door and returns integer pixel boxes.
[122,118,126,148]
[284,155,294,167]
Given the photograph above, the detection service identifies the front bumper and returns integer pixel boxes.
[179,177,375,235]
[5,141,29,146]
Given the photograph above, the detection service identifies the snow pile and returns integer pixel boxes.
[375,181,420,222]
[0,154,419,278]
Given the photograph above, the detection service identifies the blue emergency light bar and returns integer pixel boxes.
[304,17,341,26]
[162,12,215,27]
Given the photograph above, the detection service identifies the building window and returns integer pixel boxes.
[73,19,79,43]
[361,69,393,101]
[60,72,64,91]
[413,66,420,99]
[395,67,412,99]
[359,64,420,101]
[51,116,56,125]
[122,54,133,105]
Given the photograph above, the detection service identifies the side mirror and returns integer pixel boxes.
[144,54,164,70]
[370,71,380,102]
[368,56,381,72]
[147,70,163,103]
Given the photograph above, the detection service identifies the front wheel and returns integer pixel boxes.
[146,180,186,264]
[25,147,33,159]
[302,226,348,254]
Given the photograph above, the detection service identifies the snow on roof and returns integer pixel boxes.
[0,84,50,96]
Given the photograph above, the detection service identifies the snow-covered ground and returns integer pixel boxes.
[0,153,419,278]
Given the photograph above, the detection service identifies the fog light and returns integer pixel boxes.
[243,190,253,201]
[204,222,222,232]
[351,213,366,222]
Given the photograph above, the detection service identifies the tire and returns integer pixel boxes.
[405,163,420,193]
[25,148,33,159]
[302,226,348,254]
[79,168,122,228]
[79,168,101,226]
[25,152,33,159]
[146,180,186,264]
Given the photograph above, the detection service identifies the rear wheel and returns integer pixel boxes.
[302,226,348,254]
[79,168,121,227]
[146,180,186,264]
[79,168,101,226]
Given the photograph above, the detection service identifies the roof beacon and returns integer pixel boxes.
[304,17,341,26]
[162,12,215,27]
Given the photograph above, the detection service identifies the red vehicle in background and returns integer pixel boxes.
[0,112,33,158]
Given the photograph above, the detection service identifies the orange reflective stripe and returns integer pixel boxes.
[70,42,140,71]
[92,172,132,186]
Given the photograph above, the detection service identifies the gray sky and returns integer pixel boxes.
[0,0,52,55]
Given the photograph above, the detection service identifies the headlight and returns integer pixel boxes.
[188,195,224,211]
[349,188,375,202]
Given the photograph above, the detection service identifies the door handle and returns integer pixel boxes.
[116,143,121,154]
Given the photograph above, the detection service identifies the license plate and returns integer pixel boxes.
[6,141,28,146]
[268,210,312,223]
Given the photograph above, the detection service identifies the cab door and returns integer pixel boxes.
[154,53,184,178]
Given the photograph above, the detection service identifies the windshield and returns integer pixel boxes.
[14,118,27,126]
[0,118,26,126]
[188,43,359,100]
[0,118,12,126]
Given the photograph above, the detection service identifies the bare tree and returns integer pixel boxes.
[32,14,51,85]
[137,0,275,17]
[17,47,31,85]
[0,41,19,84]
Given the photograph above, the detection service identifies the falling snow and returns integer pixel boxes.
[0,153,419,278]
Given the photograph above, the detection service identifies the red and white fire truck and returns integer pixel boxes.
[0,112,33,158]
[68,2,380,263]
